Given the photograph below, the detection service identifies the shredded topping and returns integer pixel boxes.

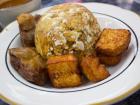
[35,4,101,58]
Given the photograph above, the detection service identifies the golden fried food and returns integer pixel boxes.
[35,3,101,59]
[96,28,131,56]
[9,47,47,86]
[98,54,122,66]
[96,64,110,81]
[47,55,82,88]
[80,56,110,82]
[17,13,36,47]
[10,3,132,88]
[20,29,35,47]
[17,13,35,31]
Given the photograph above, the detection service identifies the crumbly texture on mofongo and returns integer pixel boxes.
[35,3,101,58]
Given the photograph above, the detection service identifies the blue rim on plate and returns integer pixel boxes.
[5,12,139,93]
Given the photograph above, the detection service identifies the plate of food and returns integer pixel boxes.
[0,2,140,105]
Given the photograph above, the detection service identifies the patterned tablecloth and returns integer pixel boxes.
[0,0,140,105]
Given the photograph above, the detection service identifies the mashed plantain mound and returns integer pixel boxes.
[35,3,101,58]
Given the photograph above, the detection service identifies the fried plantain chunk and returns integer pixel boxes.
[96,28,131,56]
[98,54,122,66]
[9,47,47,86]
[80,56,110,82]
[17,13,36,47]
[20,29,35,47]
[17,13,35,31]
[47,55,82,88]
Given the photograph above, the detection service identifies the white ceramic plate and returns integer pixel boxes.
[0,3,140,105]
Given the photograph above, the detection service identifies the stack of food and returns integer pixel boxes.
[96,29,131,66]
[9,3,131,88]
[17,13,35,47]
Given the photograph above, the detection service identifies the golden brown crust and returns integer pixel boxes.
[17,13,36,31]
[80,56,99,82]
[47,54,77,64]
[47,55,82,88]
[96,28,131,56]
[98,54,122,66]
[95,64,110,81]
[17,13,37,47]
[17,13,35,31]
[80,56,110,82]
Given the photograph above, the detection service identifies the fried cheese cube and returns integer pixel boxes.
[47,55,82,88]
[9,47,47,86]
[80,56,110,82]
[98,54,122,66]
[96,28,131,56]
[17,13,35,31]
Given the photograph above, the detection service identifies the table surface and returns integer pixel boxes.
[0,0,140,105]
